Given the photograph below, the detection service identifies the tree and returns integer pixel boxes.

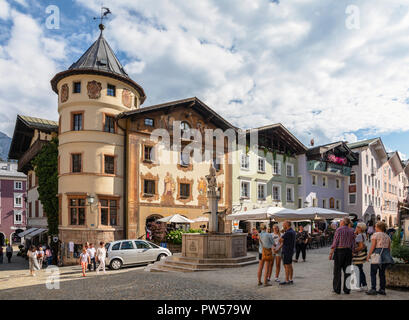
[32,137,59,236]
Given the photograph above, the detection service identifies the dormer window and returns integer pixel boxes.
[145,118,154,127]
[180,121,190,135]
[107,84,116,97]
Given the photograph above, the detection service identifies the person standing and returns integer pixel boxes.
[87,243,96,271]
[352,222,368,291]
[366,221,394,296]
[272,224,282,282]
[45,246,53,266]
[0,246,3,264]
[96,241,107,275]
[279,221,296,285]
[6,244,13,263]
[37,246,44,269]
[257,225,274,286]
[367,221,374,240]
[79,248,90,277]
[294,225,309,263]
[27,246,40,276]
[329,217,355,294]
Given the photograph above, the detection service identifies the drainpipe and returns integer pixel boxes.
[116,117,128,239]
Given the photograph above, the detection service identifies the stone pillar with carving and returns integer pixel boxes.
[206,166,219,233]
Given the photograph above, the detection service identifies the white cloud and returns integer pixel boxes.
[70,0,409,148]
[0,0,10,20]
[0,9,66,134]
[2,0,409,153]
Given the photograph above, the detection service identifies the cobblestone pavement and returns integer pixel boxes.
[0,246,408,300]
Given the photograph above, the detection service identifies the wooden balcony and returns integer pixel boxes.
[307,160,351,176]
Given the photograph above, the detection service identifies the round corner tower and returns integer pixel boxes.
[51,25,146,261]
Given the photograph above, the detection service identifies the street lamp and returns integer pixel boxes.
[86,194,95,212]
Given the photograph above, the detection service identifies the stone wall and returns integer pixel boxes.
[386,264,409,289]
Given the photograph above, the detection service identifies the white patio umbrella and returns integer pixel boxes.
[157,214,195,224]
[226,206,296,221]
[295,207,348,220]
[192,216,209,222]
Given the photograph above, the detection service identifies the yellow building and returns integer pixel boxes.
[50,25,234,263]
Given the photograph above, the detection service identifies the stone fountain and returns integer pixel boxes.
[150,167,257,272]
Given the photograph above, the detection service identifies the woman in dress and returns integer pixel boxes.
[352,222,368,291]
[27,245,40,276]
[366,221,394,295]
[271,224,283,282]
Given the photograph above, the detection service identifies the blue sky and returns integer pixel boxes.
[0,0,408,159]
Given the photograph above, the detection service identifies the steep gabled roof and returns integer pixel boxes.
[51,29,146,103]
[117,97,237,131]
[8,115,58,161]
[247,123,307,155]
[387,151,404,174]
[347,138,378,149]
[307,141,359,165]
[347,137,388,163]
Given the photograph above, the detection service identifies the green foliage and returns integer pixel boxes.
[392,228,409,263]
[263,147,268,157]
[32,137,59,236]
[245,145,250,154]
[272,150,277,163]
[165,229,204,244]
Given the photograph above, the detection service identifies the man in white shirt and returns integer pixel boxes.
[87,243,96,271]
[96,241,107,275]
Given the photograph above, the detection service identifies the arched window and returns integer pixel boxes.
[180,121,191,134]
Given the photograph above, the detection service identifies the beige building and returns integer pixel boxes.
[8,115,58,243]
[380,152,404,227]
[50,26,234,263]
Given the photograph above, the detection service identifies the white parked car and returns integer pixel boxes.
[105,239,172,270]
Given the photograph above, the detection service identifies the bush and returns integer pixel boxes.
[165,228,205,244]
[392,228,409,263]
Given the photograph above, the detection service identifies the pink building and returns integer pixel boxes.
[0,161,27,245]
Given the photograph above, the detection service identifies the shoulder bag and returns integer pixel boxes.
[260,236,273,262]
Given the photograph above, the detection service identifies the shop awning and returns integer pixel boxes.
[17,228,38,238]
[24,228,47,240]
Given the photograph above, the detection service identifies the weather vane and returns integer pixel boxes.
[93,6,112,31]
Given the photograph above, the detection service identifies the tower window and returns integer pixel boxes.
[69,197,86,225]
[72,112,83,131]
[104,155,115,174]
[100,198,118,226]
[104,114,116,133]
[73,82,81,93]
[107,84,116,96]
[71,154,82,173]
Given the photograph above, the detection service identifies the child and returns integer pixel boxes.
[79,248,90,277]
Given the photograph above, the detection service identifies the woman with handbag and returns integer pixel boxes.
[257,225,274,287]
[352,222,368,291]
[366,221,394,296]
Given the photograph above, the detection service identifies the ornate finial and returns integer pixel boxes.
[93,6,112,32]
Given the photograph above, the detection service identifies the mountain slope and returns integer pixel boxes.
[0,131,12,161]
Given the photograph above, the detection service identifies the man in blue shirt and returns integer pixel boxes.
[279,221,296,285]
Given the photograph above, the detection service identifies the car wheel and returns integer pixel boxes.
[157,253,168,261]
[109,259,122,270]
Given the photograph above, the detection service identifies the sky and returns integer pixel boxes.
[0,0,408,159]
